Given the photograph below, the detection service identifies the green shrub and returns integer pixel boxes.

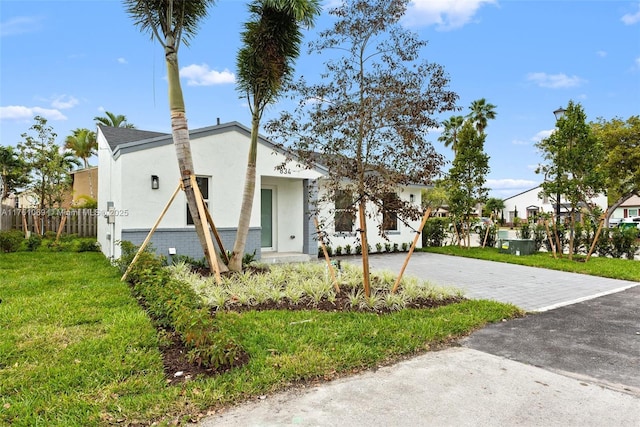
[344,244,352,255]
[384,242,392,253]
[44,231,57,240]
[401,242,409,252]
[610,227,640,260]
[76,238,100,252]
[25,234,42,251]
[0,230,24,253]
[516,223,532,239]
[393,243,399,253]
[422,218,447,247]
[117,240,243,369]
[533,223,547,251]
[479,225,498,248]
[335,246,343,255]
[375,242,383,253]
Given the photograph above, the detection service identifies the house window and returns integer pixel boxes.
[629,208,638,217]
[334,190,355,232]
[382,193,399,231]
[187,176,209,225]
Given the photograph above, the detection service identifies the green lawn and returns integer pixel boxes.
[0,252,521,426]
[422,245,640,282]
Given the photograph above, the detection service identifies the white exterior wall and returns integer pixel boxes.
[98,124,323,259]
[502,186,608,222]
[612,195,640,219]
[316,184,424,253]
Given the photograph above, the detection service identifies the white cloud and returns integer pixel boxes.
[634,57,640,70]
[487,178,541,199]
[180,64,235,86]
[511,139,529,146]
[596,50,607,58]
[0,16,42,37]
[117,57,128,64]
[621,4,640,25]
[526,72,586,89]
[0,105,67,121]
[404,0,497,30]
[532,129,553,143]
[50,95,78,110]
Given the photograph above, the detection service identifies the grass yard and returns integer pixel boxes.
[0,252,521,426]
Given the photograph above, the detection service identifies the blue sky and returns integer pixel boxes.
[1,0,639,198]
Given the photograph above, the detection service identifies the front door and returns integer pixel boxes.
[261,188,275,251]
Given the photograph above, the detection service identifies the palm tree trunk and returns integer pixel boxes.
[165,43,226,273]
[229,115,260,271]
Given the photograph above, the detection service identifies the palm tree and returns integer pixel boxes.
[64,128,97,169]
[437,115,464,154]
[124,0,223,273]
[94,111,135,128]
[466,98,497,135]
[228,0,321,271]
[65,128,98,198]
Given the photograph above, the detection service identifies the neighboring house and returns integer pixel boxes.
[61,167,99,208]
[611,194,640,219]
[97,121,427,262]
[501,186,607,224]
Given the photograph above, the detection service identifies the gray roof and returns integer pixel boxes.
[98,124,168,151]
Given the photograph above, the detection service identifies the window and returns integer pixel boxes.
[186,176,209,225]
[382,193,399,231]
[629,208,638,217]
[334,190,355,232]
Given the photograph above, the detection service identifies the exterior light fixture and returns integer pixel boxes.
[409,194,415,203]
[151,175,159,190]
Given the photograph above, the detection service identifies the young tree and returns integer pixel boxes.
[536,101,606,258]
[591,115,640,224]
[124,0,225,272]
[18,116,80,211]
[229,0,321,272]
[266,0,457,295]
[0,145,28,202]
[445,121,489,247]
[94,111,135,128]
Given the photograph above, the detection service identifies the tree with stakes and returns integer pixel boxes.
[266,0,458,296]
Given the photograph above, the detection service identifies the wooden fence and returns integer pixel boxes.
[0,207,98,237]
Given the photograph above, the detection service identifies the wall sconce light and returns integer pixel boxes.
[151,175,159,190]
[409,194,415,203]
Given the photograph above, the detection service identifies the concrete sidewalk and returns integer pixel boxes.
[200,347,640,427]
[198,254,640,426]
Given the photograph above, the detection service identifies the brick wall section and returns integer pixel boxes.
[122,227,262,261]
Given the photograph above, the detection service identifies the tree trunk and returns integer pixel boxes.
[358,199,371,298]
[229,116,260,271]
[165,43,226,273]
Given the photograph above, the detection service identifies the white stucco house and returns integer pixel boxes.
[501,186,607,224]
[97,121,425,262]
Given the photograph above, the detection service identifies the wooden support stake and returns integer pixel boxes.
[21,210,28,238]
[544,219,557,259]
[585,213,605,262]
[314,217,339,293]
[482,213,493,248]
[121,183,182,282]
[191,175,222,283]
[358,202,371,298]
[200,193,229,265]
[391,207,431,294]
[56,214,67,242]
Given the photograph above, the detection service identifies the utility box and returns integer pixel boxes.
[499,239,536,256]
